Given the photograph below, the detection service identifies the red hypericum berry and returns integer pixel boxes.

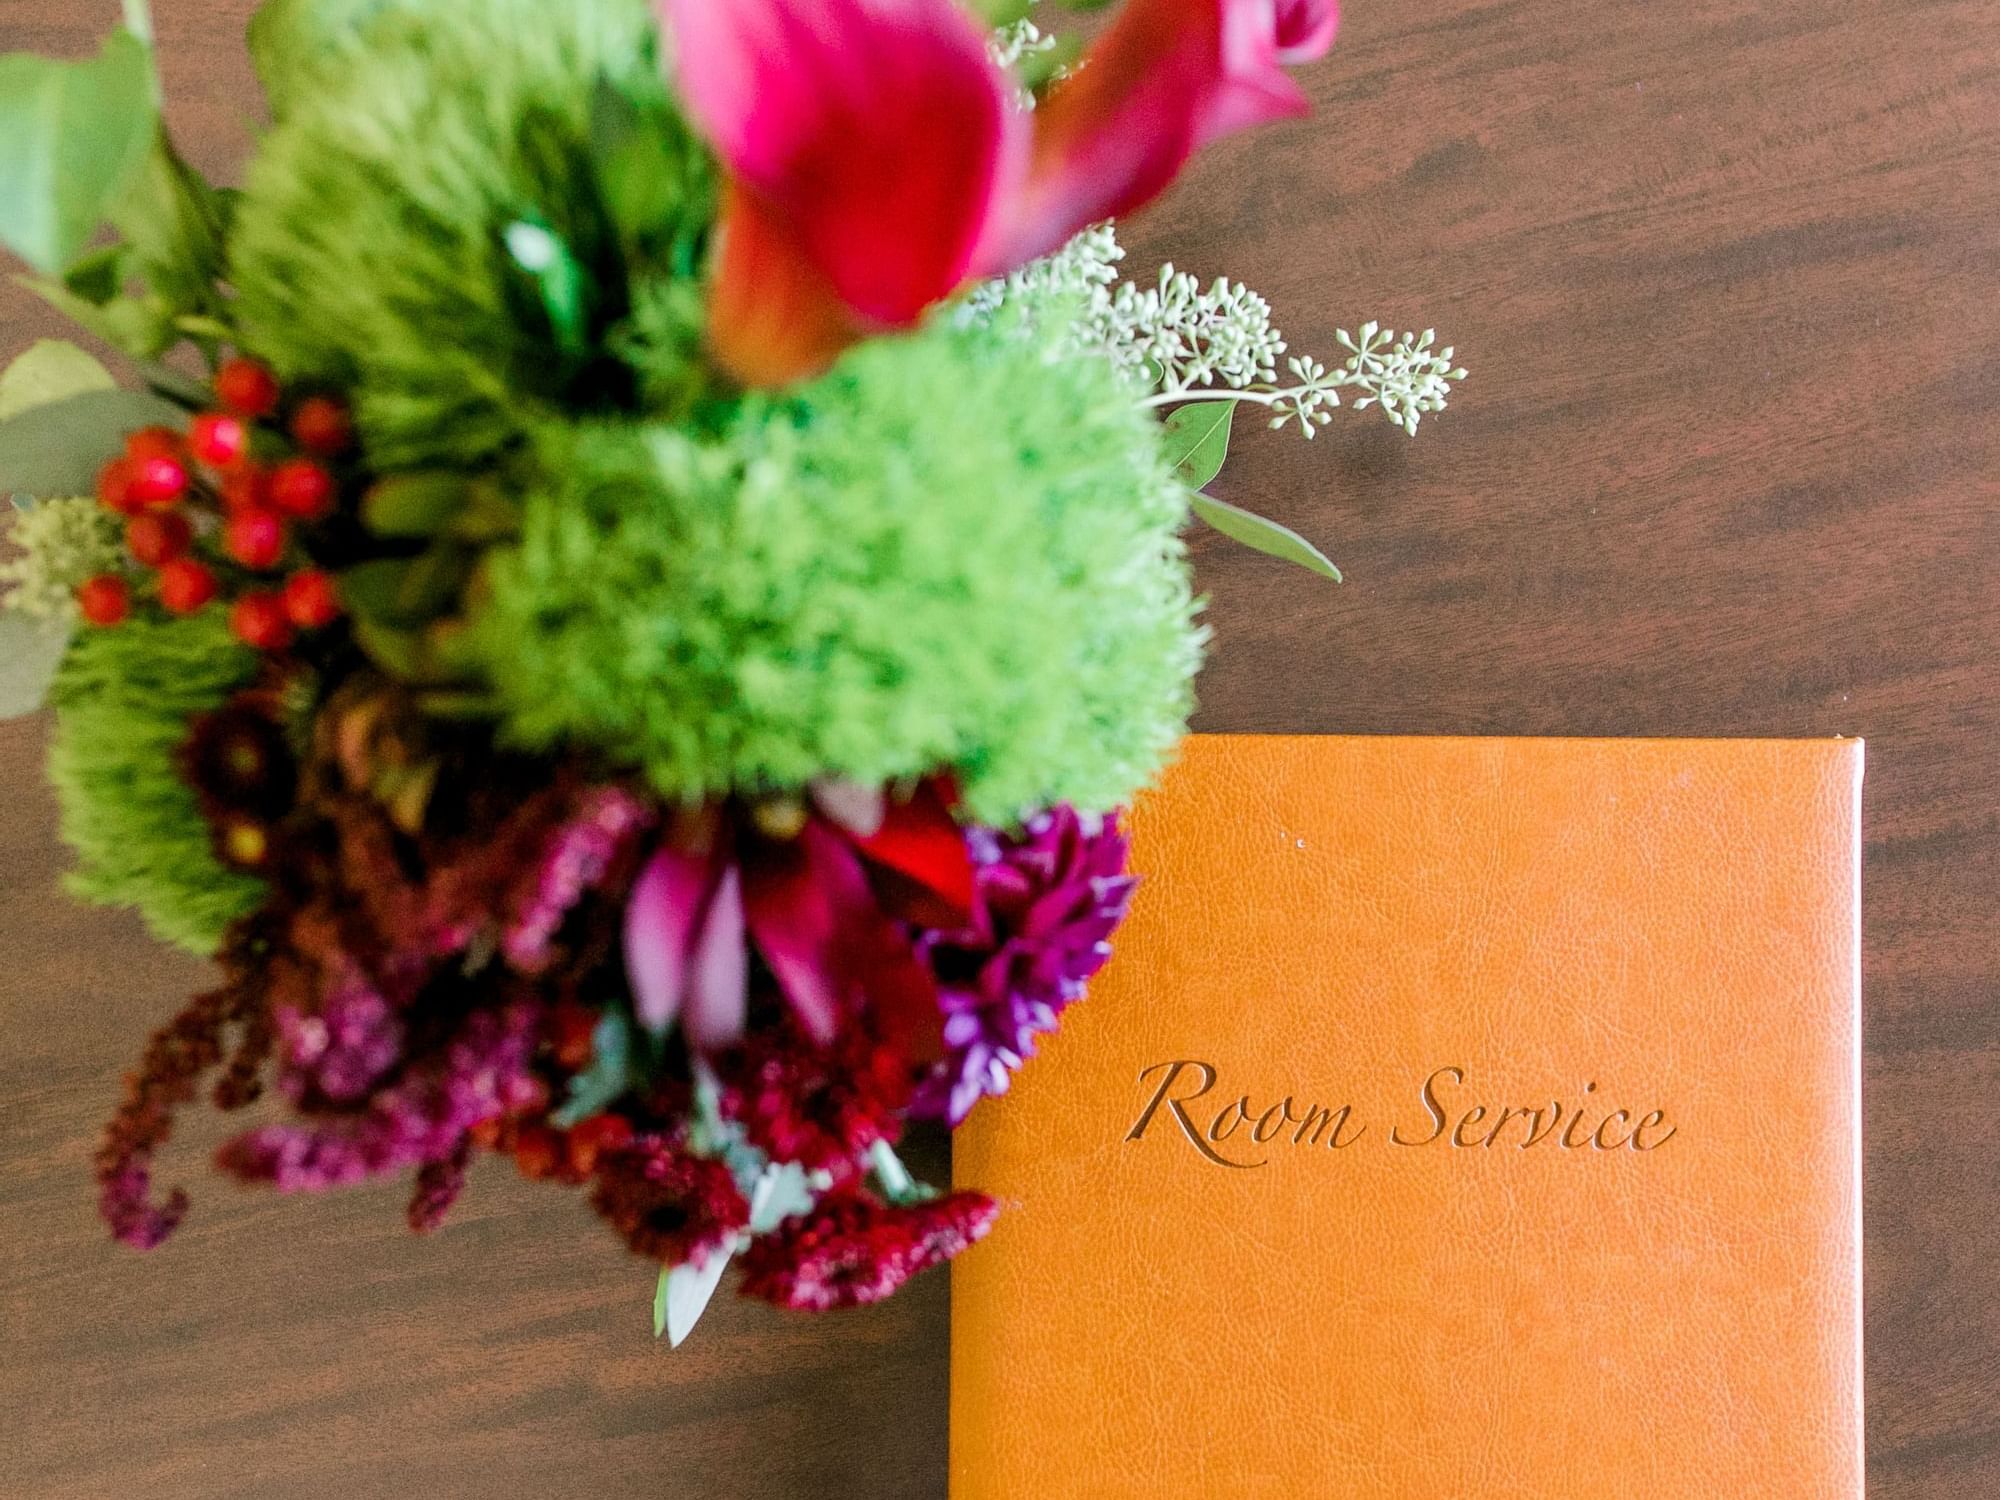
[565,1113,636,1177]
[230,591,294,652]
[123,425,184,464]
[269,458,335,520]
[188,412,250,470]
[281,568,341,629]
[157,557,219,615]
[548,1002,598,1071]
[219,462,270,512]
[96,456,142,514]
[76,574,130,626]
[514,1125,563,1181]
[224,506,288,570]
[289,395,353,456]
[215,357,281,419]
[128,455,189,507]
[125,509,193,567]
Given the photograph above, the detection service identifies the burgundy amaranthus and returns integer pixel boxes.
[914,806,1135,1124]
[590,1131,750,1266]
[738,1188,1001,1310]
[718,1015,916,1177]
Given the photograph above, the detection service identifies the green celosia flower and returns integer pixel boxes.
[48,611,266,953]
[0,497,124,621]
[229,0,718,471]
[470,316,1205,825]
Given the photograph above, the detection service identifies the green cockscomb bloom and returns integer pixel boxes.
[229,0,719,472]
[469,317,1206,824]
[48,612,266,953]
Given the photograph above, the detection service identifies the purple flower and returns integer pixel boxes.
[503,786,653,973]
[913,805,1135,1125]
[274,963,403,1104]
[217,1001,542,1194]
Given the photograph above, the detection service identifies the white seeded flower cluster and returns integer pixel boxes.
[965,222,1467,438]
[0,497,123,621]
[986,18,1059,74]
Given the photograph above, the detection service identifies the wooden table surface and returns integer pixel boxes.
[2,1,1995,1495]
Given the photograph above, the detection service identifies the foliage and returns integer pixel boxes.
[0,496,123,621]
[47,612,266,952]
[0,31,156,275]
[469,316,1203,824]
[228,0,720,472]
[967,223,1469,436]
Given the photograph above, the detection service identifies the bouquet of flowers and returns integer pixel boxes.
[0,0,1461,1340]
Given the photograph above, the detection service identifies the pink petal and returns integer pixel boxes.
[681,865,749,1050]
[983,0,1322,271]
[852,780,976,923]
[705,181,867,387]
[742,821,878,1044]
[663,0,1021,336]
[1275,0,1341,64]
[623,843,717,1033]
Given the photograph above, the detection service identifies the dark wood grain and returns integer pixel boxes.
[2,0,1995,1494]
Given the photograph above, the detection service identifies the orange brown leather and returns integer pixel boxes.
[952,735,1863,1498]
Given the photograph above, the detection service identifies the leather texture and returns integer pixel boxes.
[952,735,1864,1498]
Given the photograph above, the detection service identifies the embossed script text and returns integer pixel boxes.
[1124,1060,1678,1169]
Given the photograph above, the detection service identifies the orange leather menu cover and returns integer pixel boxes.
[952,735,1863,1498]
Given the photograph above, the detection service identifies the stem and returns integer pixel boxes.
[1140,387,1288,411]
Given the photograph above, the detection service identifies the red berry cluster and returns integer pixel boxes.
[75,357,352,652]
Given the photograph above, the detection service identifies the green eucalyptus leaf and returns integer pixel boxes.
[550,1011,634,1128]
[1160,400,1237,490]
[0,31,157,274]
[0,611,73,719]
[0,387,181,499]
[0,340,114,421]
[1188,492,1343,583]
[362,473,474,537]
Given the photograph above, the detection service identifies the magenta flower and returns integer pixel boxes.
[914,805,1135,1125]
[661,0,1339,384]
[216,1001,543,1195]
[623,783,973,1051]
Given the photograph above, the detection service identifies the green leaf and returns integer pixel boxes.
[748,1162,815,1234]
[659,1252,732,1348]
[0,31,157,274]
[111,132,228,315]
[1161,400,1237,490]
[0,387,181,500]
[0,611,73,719]
[339,546,471,627]
[503,221,588,359]
[0,340,113,421]
[550,1010,633,1128]
[349,617,432,679]
[16,272,176,360]
[1188,492,1343,583]
[362,473,475,538]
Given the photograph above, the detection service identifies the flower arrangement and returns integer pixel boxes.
[0,0,1461,1341]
